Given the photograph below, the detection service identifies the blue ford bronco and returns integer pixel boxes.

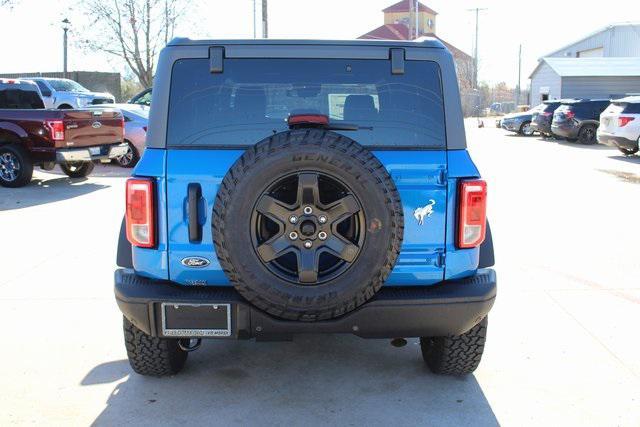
[115,38,496,376]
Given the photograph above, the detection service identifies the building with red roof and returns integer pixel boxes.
[359,1,473,89]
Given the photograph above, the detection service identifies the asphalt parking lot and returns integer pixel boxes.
[1,121,639,426]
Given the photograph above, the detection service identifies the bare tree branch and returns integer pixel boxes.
[76,0,188,87]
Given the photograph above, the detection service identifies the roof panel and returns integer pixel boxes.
[543,57,640,77]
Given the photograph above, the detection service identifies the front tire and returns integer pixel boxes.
[420,317,488,375]
[60,161,95,178]
[123,317,188,377]
[0,145,33,188]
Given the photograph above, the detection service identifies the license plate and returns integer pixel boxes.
[89,147,101,155]
[161,303,231,337]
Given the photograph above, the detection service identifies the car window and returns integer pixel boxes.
[0,86,45,109]
[133,90,152,106]
[167,58,446,149]
[33,80,52,96]
[47,79,89,92]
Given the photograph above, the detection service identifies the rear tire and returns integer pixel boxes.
[115,142,139,168]
[0,145,33,188]
[420,317,488,375]
[60,161,95,178]
[578,125,597,145]
[123,317,188,377]
[519,121,534,136]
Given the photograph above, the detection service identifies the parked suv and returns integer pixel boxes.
[597,96,640,155]
[551,99,610,144]
[0,78,126,187]
[115,39,496,377]
[21,77,115,109]
[531,100,562,137]
[500,104,542,136]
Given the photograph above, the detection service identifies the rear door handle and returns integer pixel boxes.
[187,183,202,243]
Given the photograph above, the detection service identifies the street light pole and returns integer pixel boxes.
[467,8,487,89]
[62,18,70,78]
[262,0,268,38]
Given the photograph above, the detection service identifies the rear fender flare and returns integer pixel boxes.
[478,221,494,268]
[117,217,133,268]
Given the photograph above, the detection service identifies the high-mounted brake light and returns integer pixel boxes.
[288,114,329,128]
[618,116,635,127]
[46,120,65,141]
[458,180,487,249]
[126,178,156,248]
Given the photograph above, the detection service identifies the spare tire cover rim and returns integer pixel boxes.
[250,170,365,285]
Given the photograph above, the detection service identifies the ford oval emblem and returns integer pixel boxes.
[91,121,102,129]
[181,257,210,268]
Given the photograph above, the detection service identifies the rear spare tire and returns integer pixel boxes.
[213,129,403,321]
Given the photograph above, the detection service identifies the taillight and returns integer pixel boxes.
[126,178,155,248]
[565,110,575,119]
[618,116,635,127]
[121,116,126,139]
[458,180,487,249]
[46,120,65,141]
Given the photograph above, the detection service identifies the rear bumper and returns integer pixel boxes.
[56,143,128,162]
[114,268,497,339]
[532,119,552,134]
[597,132,638,150]
[551,123,578,138]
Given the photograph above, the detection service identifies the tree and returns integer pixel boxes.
[78,0,188,88]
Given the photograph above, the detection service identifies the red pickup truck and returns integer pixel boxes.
[0,78,127,187]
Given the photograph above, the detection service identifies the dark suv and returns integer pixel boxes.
[551,99,610,144]
[531,100,562,137]
[115,39,496,377]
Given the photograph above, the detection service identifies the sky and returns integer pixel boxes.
[0,0,639,87]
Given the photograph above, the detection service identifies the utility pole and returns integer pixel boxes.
[467,8,487,89]
[415,0,419,38]
[408,0,414,40]
[253,0,256,38]
[516,44,522,105]
[262,0,268,38]
[62,18,70,78]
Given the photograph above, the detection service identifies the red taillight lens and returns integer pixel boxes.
[46,120,65,141]
[618,116,635,127]
[121,116,126,139]
[458,180,487,249]
[126,178,155,248]
[565,110,575,119]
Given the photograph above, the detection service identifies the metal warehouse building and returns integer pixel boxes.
[529,23,640,104]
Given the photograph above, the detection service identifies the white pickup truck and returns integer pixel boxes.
[19,77,115,109]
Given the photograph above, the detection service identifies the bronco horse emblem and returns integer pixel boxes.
[413,200,436,225]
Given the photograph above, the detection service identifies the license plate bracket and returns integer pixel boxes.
[161,303,231,337]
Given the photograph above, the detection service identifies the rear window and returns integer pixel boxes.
[167,58,446,149]
[622,103,640,114]
[543,103,560,112]
[0,86,45,109]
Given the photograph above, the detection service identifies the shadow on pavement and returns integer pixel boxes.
[0,177,109,210]
[85,335,498,426]
[608,154,640,165]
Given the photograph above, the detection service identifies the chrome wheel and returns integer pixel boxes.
[117,145,134,167]
[0,152,20,182]
[521,122,534,136]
